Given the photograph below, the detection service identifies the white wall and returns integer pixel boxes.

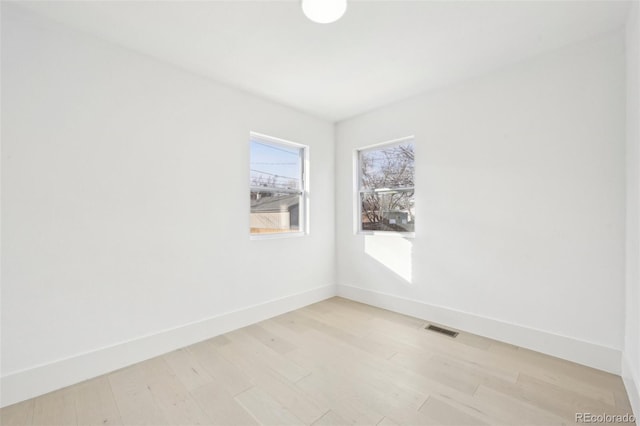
[625,0,640,419]
[1,5,335,406]
[336,32,626,373]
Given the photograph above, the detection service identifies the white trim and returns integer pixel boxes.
[250,187,302,194]
[250,131,307,150]
[352,148,360,234]
[357,135,415,153]
[0,284,336,408]
[357,231,415,238]
[250,231,306,240]
[622,353,640,424]
[337,284,622,374]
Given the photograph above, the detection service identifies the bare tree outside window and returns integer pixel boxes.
[358,140,415,233]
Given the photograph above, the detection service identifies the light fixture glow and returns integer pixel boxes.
[302,0,347,24]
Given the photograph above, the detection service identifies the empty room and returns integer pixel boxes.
[1,0,639,425]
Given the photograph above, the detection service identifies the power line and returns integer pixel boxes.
[250,169,299,181]
[251,141,300,156]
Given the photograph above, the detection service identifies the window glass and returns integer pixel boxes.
[358,139,414,233]
[250,134,306,236]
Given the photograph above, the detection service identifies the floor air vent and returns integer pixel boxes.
[426,324,459,338]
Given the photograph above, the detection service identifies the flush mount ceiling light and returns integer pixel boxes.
[302,0,347,24]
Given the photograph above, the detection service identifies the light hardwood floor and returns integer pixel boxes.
[1,297,635,426]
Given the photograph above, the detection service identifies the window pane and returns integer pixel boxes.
[250,140,302,190]
[250,191,301,234]
[361,190,414,232]
[361,143,414,190]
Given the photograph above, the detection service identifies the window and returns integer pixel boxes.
[250,132,307,237]
[357,137,415,234]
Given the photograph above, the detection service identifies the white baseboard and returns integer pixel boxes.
[0,284,336,408]
[622,353,640,424]
[337,284,621,374]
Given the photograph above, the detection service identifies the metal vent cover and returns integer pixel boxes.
[425,324,459,338]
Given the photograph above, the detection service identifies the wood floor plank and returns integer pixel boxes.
[224,328,310,383]
[389,352,479,395]
[329,298,424,330]
[419,396,488,426]
[73,376,123,426]
[304,300,337,314]
[235,386,304,425]
[190,382,259,425]
[515,346,622,389]
[0,399,34,426]
[273,311,314,334]
[331,398,387,425]
[294,372,386,425]
[511,373,628,420]
[162,348,213,391]
[32,387,77,426]
[377,416,400,426]
[614,387,634,411]
[299,302,373,336]
[209,334,232,347]
[215,330,328,424]
[4,297,634,426]
[138,357,212,425]
[296,357,428,418]
[516,362,618,407]
[439,327,492,350]
[244,323,297,354]
[288,330,429,410]
[311,409,352,426]
[366,326,532,391]
[290,309,360,345]
[108,363,171,425]
[472,385,568,425]
[379,400,445,426]
[487,340,520,355]
[429,353,519,385]
[296,308,400,359]
[260,317,316,349]
[186,339,253,396]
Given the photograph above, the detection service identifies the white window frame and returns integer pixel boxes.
[249,131,308,240]
[355,136,415,237]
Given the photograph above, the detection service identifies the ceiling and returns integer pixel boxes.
[11,0,631,122]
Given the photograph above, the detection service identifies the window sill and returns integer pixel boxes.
[250,232,306,241]
[357,231,415,239]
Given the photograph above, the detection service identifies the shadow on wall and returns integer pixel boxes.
[364,235,414,283]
